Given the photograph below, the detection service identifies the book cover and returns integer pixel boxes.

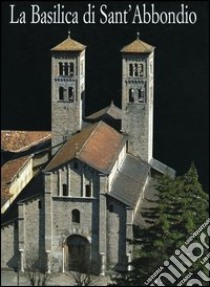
[1,1,209,285]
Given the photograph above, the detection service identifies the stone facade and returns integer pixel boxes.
[1,222,19,270]
[42,152,130,273]
[1,34,175,276]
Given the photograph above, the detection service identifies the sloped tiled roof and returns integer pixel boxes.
[121,38,154,53]
[86,102,122,120]
[51,36,86,52]
[1,131,51,153]
[45,121,126,173]
[1,155,32,207]
[110,154,150,208]
[150,158,176,177]
[133,177,159,228]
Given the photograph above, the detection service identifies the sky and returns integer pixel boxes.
[1,1,209,190]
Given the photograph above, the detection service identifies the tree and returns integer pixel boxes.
[110,163,209,286]
[69,256,93,286]
[24,257,50,286]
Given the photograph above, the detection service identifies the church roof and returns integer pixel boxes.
[150,158,176,177]
[1,131,51,153]
[1,155,32,207]
[45,121,126,174]
[121,37,154,54]
[133,177,159,228]
[110,154,150,208]
[85,101,122,131]
[51,35,86,52]
[86,101,122,121]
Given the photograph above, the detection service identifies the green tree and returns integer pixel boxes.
[110,163,209,286]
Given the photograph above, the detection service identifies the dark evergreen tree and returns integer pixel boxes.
[110,163,209,286]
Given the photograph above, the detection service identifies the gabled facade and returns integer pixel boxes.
[1,33,175,275]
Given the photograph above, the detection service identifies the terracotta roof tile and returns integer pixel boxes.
[1,183,11,207]
[1,131,51,152]
[1,155,32,207]
[51,37,86,52]
[45,121,126,173]
[86,102,122,120]
[121,39,154,54]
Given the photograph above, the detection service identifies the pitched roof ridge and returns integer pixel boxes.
[78,121,103,157]
[137,39,151,50]
[109,104,121,112]
[51,36,86,51]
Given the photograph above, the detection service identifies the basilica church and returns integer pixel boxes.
[1,33,175,275]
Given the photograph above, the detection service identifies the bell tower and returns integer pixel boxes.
[121,33,155,163]
[51,31,86,154]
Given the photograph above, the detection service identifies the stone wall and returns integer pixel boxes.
[51,50,85,155]
[107,197,127,271]
[1,221,18,269]
[121,52,154,163]
[44,161,104,273]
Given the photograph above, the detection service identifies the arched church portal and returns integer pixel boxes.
[64,235,90,272]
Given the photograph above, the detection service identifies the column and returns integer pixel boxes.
[127,251,133,271]
[99,174,107,273]
[18,203,25,255]
[44,172,53,271]
[58,170,62,196]
[62,245,65,273]
[100,252,106,276]
[19,249,24,272]
[82,173,85,197]
[67,166,71,196]
[46,250,51,273]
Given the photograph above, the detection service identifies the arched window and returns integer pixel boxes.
[134,63,138,76]
[72,209,80,223]
[138,89,144,102]
[64,62,68,76]
[129,64,133,77]
[59,87,64,101]
[70,63,74,76]
[139,63,144,76]
[68,87,74,102]
[129,89,134,102]
[59,62,63,76]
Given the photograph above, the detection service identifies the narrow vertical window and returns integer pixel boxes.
[62,184,68,196]
[134,63,138,76]
[139,63,144,77]
[68,87,73,102]
[70,63,74,76]
[59,87,64,101]
[138,89,144,103]
[72,209,80,223]
[64,63,68,76]
[129,89,134,102]
[85,184,91,197]
[129,64,133,76]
